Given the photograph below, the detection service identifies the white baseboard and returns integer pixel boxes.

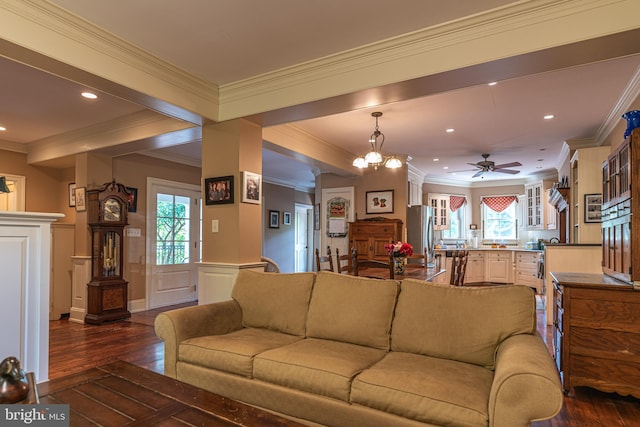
[129,298,146,313]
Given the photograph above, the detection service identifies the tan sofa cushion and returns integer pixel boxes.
[179,328,302,378]
[306,272,399,350]
[392,280,536,368]
[351,351,493,427]
[253,338,387,402]
[231,270,316,336]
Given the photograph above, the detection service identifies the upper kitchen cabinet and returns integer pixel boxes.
[428,194,449,230]
[570,147,610,243]
[524,180,553,230]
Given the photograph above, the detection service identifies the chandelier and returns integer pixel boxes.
[352,112,402,170]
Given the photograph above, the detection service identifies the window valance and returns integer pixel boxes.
[481,195,518,213]
[449,195,467,213]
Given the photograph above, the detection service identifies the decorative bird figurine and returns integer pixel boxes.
[0,356,29,403]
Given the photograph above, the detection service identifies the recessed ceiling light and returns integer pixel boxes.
[443,166,449,170]
[433,158,439,162]
[488,82,497,86]
[0,126,5,131]
[81,91,98,99]
[538,159,544,162]
[446,128,455,133]
[543,114,554,120]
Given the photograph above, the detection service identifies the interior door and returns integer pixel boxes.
[294,204,311,272]
[147,178,200,309]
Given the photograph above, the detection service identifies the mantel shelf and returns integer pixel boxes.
[549,187,570,211]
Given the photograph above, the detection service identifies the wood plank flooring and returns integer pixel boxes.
[49,302,640,426]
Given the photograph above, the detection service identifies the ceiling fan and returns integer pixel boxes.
[451,153,522,178]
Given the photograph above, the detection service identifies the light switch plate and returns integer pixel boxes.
[212,219,219,232]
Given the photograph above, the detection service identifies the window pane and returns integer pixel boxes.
[156,193,192,266]
[483,203,517,240]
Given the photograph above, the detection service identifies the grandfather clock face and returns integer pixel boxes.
[103,198,122,222]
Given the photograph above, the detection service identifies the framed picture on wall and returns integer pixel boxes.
[584,193,602,223]
[75,187,86,212]
[68,183,76,207]
[205,176,234,205]
[314,204,320,230]
[365,190,394,214]
[126,187,138,212]
[242,171,262,204]
[269,210,280,228]
[283,211,291,225]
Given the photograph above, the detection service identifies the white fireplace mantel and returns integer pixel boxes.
[0,211,63,382]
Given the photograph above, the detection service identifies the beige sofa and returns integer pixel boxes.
[155,270,562,427]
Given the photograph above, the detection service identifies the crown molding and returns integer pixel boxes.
[595,64,640,145]
[0,140,27,154]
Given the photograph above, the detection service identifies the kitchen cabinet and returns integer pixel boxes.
[485,250,511,283]
[570,146,609,243]
[552,272,640,398]
[427,194,449,230]
[524,181,553,230]
[514,250,542,293]
[601,128,638,285]
[545,189,557,230]
[349,218,402,262]
[465,251,485,283]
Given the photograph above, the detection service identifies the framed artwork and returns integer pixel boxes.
[242,171,262,204]
[269,210,280,228]
[366,190,394,214]
[68,183,76,207]
[283,211,292,225]
[205,176,234,205]
[126,187,138,212]
[584,193,602,223]
[314,204,320,230]
[75,187,86,212]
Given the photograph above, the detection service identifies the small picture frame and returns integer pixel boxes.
[75,187,86,212]
[242,171,262,204]
[269,210,280,228]
[584,193,602,223]
[68,183,76,207]
[205,176,234,205]
[283,211,292,225]
[126,187,138,213]
[366,190,394,214]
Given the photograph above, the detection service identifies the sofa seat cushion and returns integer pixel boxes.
[179,328,302,378]
[351,352,493,427]
[306,272,399,350]
[232,270,316,336]
[253,338,387,402]
[393,279,536,368]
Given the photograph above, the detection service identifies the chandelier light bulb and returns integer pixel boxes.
[353,111,403,170]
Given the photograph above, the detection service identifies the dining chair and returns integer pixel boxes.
[405,246,428,270]
[334,247,351,274]
[351,248,394,279]
[260,256,281,273]
[449,250,469,286]
[315,246,335,272]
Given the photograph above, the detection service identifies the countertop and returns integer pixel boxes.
[434,247,543,252]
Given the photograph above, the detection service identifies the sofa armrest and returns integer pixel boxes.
[154,300,243,378]
[489,333,563,427]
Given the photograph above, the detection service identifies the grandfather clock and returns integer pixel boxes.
[85,180,131,324]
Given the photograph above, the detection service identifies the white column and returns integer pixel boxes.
[198,262,265,304]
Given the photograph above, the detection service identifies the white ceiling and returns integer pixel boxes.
[2,1,640,191]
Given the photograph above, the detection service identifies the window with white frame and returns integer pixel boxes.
[441,195,466,240]
[481,195,519,242]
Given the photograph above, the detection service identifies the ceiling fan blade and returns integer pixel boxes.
[493,168,520,174]
[467,163,481,168]
[493,162,522,169]
[472,170,484,178]
[448,168,477,173]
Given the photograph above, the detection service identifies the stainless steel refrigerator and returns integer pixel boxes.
[406,205,435,266]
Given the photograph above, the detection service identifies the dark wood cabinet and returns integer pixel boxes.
[349,218,402,261]
[552,272,640,398]
[601,127,639,285]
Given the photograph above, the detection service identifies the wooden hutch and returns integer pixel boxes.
[551,127,640,398]
[349,218,402,262]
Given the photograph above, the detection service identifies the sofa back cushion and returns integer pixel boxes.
[232,270,316,337]
[306,272,399,350]
[392,280,536,369]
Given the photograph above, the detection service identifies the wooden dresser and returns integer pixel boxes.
[349,218,402,261]
[551,271,640,398]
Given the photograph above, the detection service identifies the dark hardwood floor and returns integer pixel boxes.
[49,302,640,426]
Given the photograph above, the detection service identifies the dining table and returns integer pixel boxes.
[352,265,445,281]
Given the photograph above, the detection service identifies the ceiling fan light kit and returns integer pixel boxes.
[352,112,402,170]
